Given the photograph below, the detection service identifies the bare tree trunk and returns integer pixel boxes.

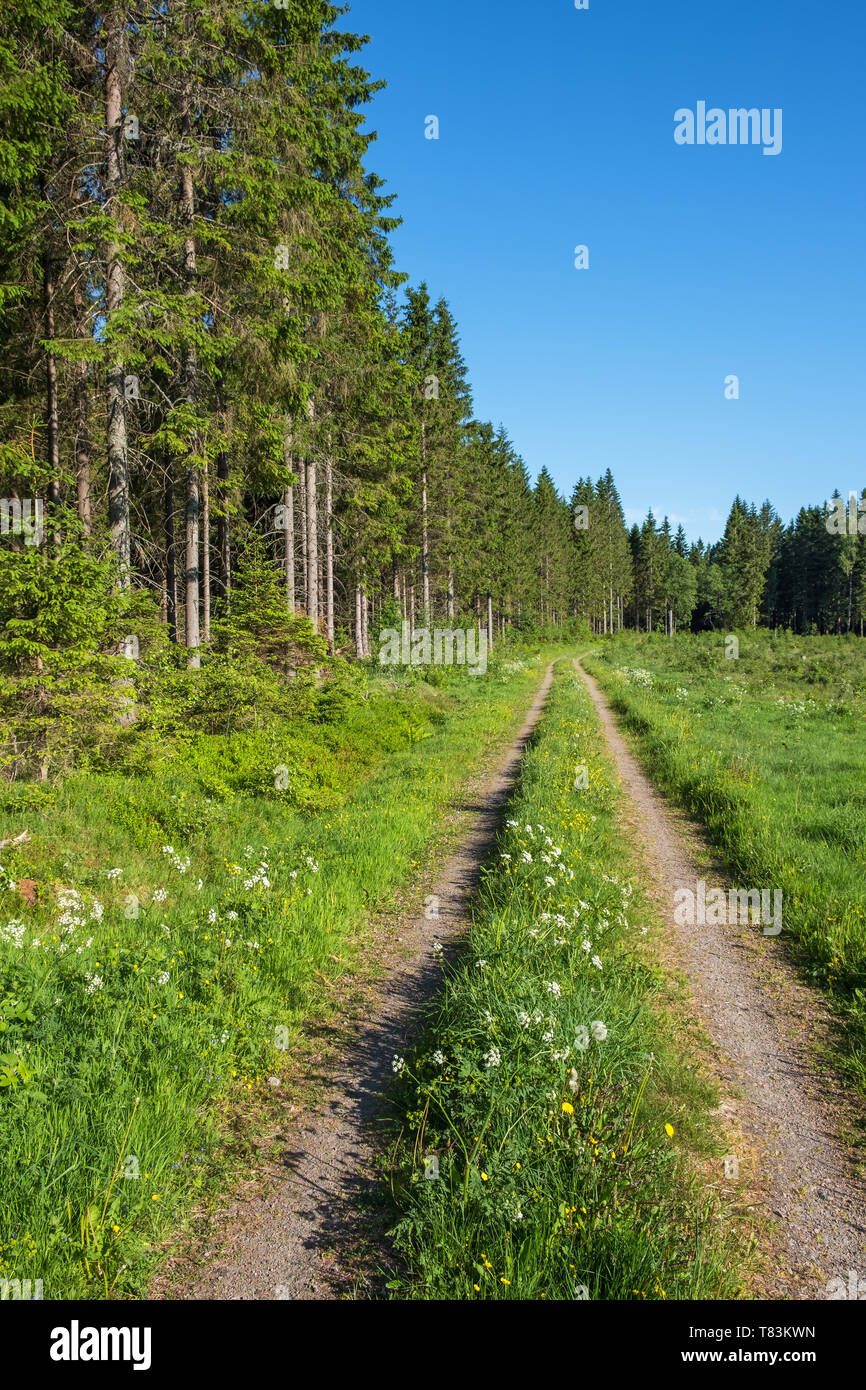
[178,42,199,665]
[42,242,60,511]
[361,590,369,658]
[73,282,92,533]
[283,485,295,611]
[325,454,334,650]
[216,450,230,607]
[185,468,200,665]
[447,560,454,620]
[282,421,294,611]
[355,581,363,657]
[421,427,430,622]
[105,12,130,582]
[165,467,177,643]
[305,457,318,625]
[299,462,307,611]
[487,591,493,653]
[201,465,210,643]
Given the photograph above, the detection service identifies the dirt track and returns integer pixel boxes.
[576,657,866,1300]
[174,662,556,1301]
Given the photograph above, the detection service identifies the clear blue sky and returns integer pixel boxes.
[347,0,865,544]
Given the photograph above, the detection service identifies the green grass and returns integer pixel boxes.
[0,644,558,1299]
[583,631,866,1083]
[386,662,745,1301]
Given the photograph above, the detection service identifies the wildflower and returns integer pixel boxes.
[591,955,603,970]
[483,1047,501,1069]
[506,819,518,828]
[105,867,122,879]
[84,973,103,994]
[542,1029,555,1044]
[432,941,443,955]
[562,1102,574,1115]
[590,1021,607,1042]
[545,981,561,997]
[227,910,238,921]
[392,1055,405,1074]
[500,853,512,861]
[476,959,488,971]
[521,852,533,864]
[196,879,203,891]
[1,920,26,948]
[544,876,556,887]
[665,1123,675,1138]
[90,899,104,921]
[207,910,217,924]
[432,1051,445,1066]
[567,1068,579,1093]
[152,888,167,904]
[517,1011,530,1029]
[582,940,591,952]
[157,971,170,986]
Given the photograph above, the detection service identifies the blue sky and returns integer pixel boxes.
[347,0,865,544]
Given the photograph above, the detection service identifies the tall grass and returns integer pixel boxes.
[387,665,743,1300]
[0,647,554,1299]
[584,631,866,1083]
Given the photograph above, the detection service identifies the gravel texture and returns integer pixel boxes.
[577,658,866,1300]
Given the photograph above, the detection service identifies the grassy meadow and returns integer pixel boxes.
[387,663,747,1301]
[584,632,866,1082]
[0,644,558,1299]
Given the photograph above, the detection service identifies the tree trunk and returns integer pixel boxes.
[299,461,307,610]
[201,465,210,643]
[73,281,92,534]
[165,467,177,643]
[178,45,199,665]
[325,454,334,650]
[487,591,493,652]
[355,581,363,657]
[305,457,318,625]
[421,431,430,622]
[216,450,230,606]
[185,466,200,665]
[282,421,294,611]
[361,577,369,658]
[42,243,60,512]
[105,12,130,582]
